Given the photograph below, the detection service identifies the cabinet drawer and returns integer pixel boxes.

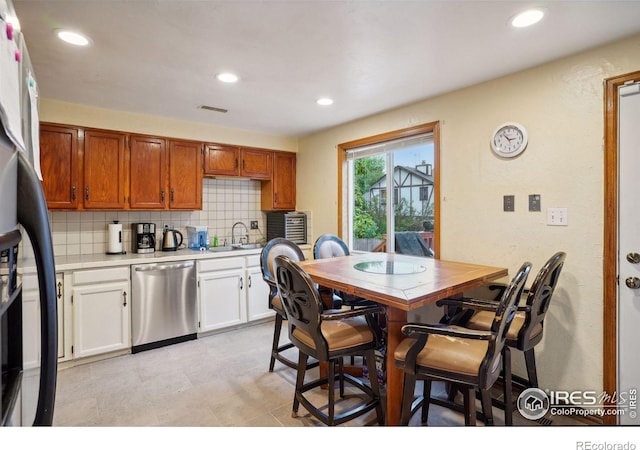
[245,255,261,267]
[72,267,130,285]
[198,257,244,272]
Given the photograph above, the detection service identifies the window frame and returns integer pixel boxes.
[337,121,440,257]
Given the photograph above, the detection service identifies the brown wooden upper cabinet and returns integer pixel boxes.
[261,151,296,210]
[129,135,203,210]
[83,129,127,209]
[39,124,80,210]
[129,135,167,210]
[203,144,272,179]
[168,139,203,210]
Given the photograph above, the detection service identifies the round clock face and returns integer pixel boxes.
[491,122,528,158]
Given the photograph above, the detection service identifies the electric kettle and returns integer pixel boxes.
[162,229,183,251]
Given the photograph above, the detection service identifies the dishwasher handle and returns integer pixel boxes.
[134,261,195,272]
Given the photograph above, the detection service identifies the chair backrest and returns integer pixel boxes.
[517,251,566,349]
[260,238,305,286]
[394,231,434,257]
[274,254,328,360]
[313,234,349,259]
[480,261,532,388]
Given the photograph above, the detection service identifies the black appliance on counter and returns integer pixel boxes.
[266,211,307,244]
[1,1,57,426]
[132,223,156,254]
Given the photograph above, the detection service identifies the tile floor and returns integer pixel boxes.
[53,320,584,428]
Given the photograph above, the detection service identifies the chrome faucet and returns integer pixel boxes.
[231,221,249,245]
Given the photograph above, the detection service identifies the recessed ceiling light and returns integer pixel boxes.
[317,98,334,106]
[511,9,544,28]
[56,30,91,46]
[216,73,239,83]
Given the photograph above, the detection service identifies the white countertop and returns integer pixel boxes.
[22,244,312,274]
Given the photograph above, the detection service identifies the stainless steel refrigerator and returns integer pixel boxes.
[1,0,57,426]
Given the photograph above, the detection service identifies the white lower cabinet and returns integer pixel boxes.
[245,255,273,322]
[198,257,246,332]
[197,254,274,333]
[22,272,65,369]
[71,267,130,359]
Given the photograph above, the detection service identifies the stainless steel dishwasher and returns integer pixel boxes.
[131,260,197,353]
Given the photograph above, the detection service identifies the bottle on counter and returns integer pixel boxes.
[212,234,218,248]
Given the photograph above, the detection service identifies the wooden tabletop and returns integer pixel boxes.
[298,253,508,311]
[298,252,508,426]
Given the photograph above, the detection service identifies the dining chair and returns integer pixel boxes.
[260,238,307,372]
[437,251,566,391]
[313,234,378,310]
[394,261,532,426]
[313,234,386,370]
[273,254,385,426]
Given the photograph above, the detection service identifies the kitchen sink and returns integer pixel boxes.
[231,243,262,250]
[208,243,262,253]
[209,246,234,252]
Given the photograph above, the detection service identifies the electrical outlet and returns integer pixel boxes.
[163,223,171,231]
[503,195,515,212]
[547,208,568,226]
[250,221,259,230]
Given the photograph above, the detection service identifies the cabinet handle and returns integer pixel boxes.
[239,277,243,290]
[161,189,165,202]
[71,185,76,200]
[85,186,89,201]
[57,281,62,299]
[170,188,175,202]
[274,192,278,204]
[235,158,238,169]
[123,291,127,307]
[248,275,252,288]
[243,159,246,170]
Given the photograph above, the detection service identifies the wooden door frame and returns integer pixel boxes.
[603,70,640,425]
[336,121,440,258]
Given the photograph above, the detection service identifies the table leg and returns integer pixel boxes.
[385,307,408,426]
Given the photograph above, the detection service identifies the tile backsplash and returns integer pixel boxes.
[49,178,269,257]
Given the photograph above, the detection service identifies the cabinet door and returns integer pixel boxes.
[84,130,127,209]
[198,269,246,332]
[168,140,202,210]
[22,273,65,369]
[262,151,296,210]
[72,281,130,358]
[39,124,80,209]
[240,148,272,180]
[246,266,274,322]
[130,135,167,209]
[203,144,239,176]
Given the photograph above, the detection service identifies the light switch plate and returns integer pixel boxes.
[503,195,515,212]
[547,208,568,226]
[529,194,541,212]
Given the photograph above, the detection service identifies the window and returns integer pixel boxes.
[338,122,440,256]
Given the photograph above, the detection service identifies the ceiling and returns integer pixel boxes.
[13,0,640,138]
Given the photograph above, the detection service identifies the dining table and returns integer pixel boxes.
[297,252,508,426]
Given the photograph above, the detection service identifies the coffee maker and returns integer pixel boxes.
[132,223,156,254]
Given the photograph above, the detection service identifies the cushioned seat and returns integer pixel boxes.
[395,262,532,426]
[274,254,385,426]
[260,238,309,372]
[438,251,566,391]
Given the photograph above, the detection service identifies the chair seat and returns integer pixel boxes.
[394,325,491,377]
[465,310,543,343]
[271,293,285,315]
[292,316,375,352]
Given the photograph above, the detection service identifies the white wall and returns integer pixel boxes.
[296,32,640,395]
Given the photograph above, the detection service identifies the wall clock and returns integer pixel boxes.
[491,122,528,158]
